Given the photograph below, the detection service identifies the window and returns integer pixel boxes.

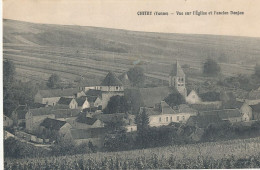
[159,117,161,122]
[116,86,119,90]
[182,116,185,120]
[170,117,172,122]
[166,117,168,122]
[131,128,133,132]
[177,116,179,121]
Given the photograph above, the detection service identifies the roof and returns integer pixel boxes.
[187,114,223,128]
[190,102,222,111]
[58,97,74,105]
[251,103,260,113]
[93,113,127,123]
[169,61,185,77]
[52,109,80,118]
[141,107,161,116]
[199,91,220,102]
[126,87,173,108]
[40,118,67,130]
[173,104,198,113]
[29,103,48,109]
[223,101,244,109]
[36,88,80,98]
[85,89,102,97]
[87,96,99,103]
[100,71,123,86]
[76,115,98,125]
[29,107,52,116]
[76,96,88,106]
[200,109,241,119]
[118,72,131,86]
[161,101,175,114]
[13,105,28,119]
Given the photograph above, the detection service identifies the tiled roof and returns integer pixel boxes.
[169,61,185,77]
[199,91,220,102]
[29,103,48,109]
[52,109,80,118]
[76,96,88,106]
[141,107,161,116]
[161,101,175,114]
[58,97,74,105]
[29,107,52,116]
[87,96,99,103]
[40,118,67,130]
[85,89,102,97]
[37,88,79,98]
[76,115,98,125]
[100,71,123,86]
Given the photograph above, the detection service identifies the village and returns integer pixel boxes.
[4,60,260,150]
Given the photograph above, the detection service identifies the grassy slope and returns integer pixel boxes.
[3,19,260,85]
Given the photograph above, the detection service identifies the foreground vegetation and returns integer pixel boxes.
[5,137,260,169]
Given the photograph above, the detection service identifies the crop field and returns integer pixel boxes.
[5,137,260,169]
[3,19,260,86]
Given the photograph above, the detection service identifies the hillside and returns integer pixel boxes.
[3,19,260,85]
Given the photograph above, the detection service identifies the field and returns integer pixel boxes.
[3,19,260,86]
[5,137,260,169]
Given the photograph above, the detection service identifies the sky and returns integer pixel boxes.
[3,0,260,37]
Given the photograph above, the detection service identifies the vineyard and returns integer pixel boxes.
[5,137,260,169]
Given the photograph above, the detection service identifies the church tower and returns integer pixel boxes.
[169,61,187,97]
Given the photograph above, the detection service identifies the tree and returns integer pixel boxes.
[135,108,150,148]
[136,108,150,131]
[46,74,62,88]
[255,63,260,79]
[3,59,15,85]
[164,90,186,107]
[203,58,221,76]
[127,66,145,87]
[103,95,129,114]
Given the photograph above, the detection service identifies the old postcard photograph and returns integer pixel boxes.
[2,0,260,169]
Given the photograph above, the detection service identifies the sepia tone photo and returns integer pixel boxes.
[2,0,260,169]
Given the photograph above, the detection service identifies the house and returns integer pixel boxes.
[11,105,28,126]
[69,113,104,130]
[3,115,13,127]
[71,128,108,147]
[52,109,81,121]
[223,101,253,122]
[186,114,223,128]
[200,109,242,123]
[124,86,173,114]
[186,90,202,104]
[76,96,90,110]
[144,101,197,127]
[39,118,72,140]
[57,97,78,109]
[169,61,187,97]
[250,103,260,120]
[87,96,102,110]
[98,72,124,109]
[25,107,55,133]
[34,88,83,106]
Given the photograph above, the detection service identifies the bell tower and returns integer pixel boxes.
[169,60,187,97]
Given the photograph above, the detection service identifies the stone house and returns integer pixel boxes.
[57,97,78,109]
[34,88,83,106]
[11,105,28,126]
[3,114,13,127]
[69,113,104,130]
[39,118,72,140]
[25,107,55,133]
[76,96,90,110]
[143,101,197,127]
